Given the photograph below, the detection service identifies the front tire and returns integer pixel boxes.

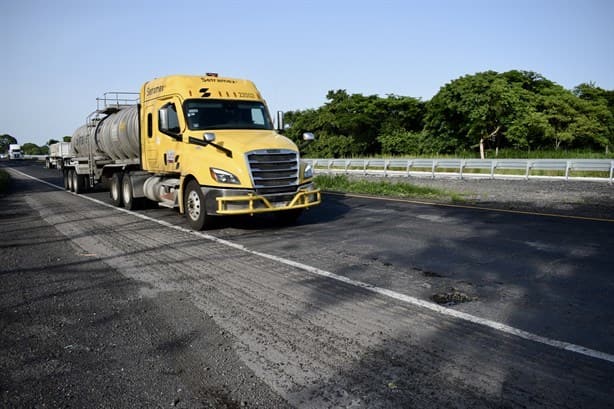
[110,172,123,207]
[184,180,211,230]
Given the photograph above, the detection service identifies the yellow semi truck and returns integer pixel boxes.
[63,73,321,229]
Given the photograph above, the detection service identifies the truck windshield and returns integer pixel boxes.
[185,100,273,131]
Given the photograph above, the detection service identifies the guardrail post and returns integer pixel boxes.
[491,161,496,179]
[525,161,531,180]
[345,160,350,174]
[363,160,368,176]
[565,161,571,181]
[431,160,436,179]
[406,160,411,177]
[610,160,614,184]
[459,160,464,180]
[384,160,389,177]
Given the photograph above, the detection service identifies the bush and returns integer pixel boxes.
[304,133,367,158]
[378,129,424,155]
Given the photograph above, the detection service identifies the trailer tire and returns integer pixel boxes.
[122,173,138,210]
[73,171,85,194]
[63,169,70,190]
[67,169,75,192]
[184,180,210,230]
[110,172,123,207]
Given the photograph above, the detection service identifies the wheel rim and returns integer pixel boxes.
[123,181,131,204]
[111,178,119,200]
[186,190,201,221]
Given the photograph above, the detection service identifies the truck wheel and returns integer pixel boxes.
[122,173,138,210]
[184,180,210,230]
[63,170,70,190]
[110,173,123,207]
[73,171,84,194]
[67,169,75,192]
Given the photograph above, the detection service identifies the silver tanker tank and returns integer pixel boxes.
[70,124,104,157]
[71,106,140,160]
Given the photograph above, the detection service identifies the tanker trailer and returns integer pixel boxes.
[62,74,321,230]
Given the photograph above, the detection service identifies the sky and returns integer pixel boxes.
[1,0,613,146]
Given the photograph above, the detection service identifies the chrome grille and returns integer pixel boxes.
[247,149,299,200]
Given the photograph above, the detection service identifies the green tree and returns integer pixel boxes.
[284,91,424,157]
[573,83,614,153]
[1,134,18,154]
[424,71,529,158]
[423,70,613,156]
[286,70,613,158]
[22,143,48,155]
[47,138,60,146]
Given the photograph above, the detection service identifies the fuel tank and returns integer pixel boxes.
[70,106,140,160]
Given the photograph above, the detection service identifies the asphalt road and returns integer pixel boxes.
[2,161,614,408]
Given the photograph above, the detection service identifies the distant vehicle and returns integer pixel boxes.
[45,142,71,169]
[0,153,6,159]
[8,144,22,159]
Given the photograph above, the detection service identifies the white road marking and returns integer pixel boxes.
[11,168,614,364]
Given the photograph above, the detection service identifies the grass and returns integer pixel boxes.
[314,174,465,202]
[0,169,9,193]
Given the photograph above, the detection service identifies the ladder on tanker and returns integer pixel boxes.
[84,92,139,187]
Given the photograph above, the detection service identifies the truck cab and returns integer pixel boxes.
[139,74,320,229]
[8,144,22,160]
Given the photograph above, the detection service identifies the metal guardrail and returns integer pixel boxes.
[306,158,614,183]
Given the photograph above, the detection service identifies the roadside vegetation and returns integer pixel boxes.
[285,70,614,160]
[315,174,465,202]
[0,169,9,193]
[358,148,614,160]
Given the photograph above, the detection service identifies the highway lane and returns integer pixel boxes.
[16,161,614,355]
[4,161,614,408]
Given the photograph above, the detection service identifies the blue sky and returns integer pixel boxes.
[1,0,612,146]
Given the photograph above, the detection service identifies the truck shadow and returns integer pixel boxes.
[217,193,351,230]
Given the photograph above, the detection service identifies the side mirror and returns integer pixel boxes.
[204,132,216,142]
[276,111,285,131]
[303,132,315,142]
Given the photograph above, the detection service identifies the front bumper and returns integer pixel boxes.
[203,183,321,215]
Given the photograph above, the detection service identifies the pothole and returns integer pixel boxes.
[421,269,444,278]
[431,288,477,306]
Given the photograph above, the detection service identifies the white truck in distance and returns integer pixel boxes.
[8,144,22,159]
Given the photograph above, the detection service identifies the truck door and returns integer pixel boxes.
[142,98,183,173]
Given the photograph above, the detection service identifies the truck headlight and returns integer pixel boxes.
[210,168,240,184]
[303,163,314,179]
